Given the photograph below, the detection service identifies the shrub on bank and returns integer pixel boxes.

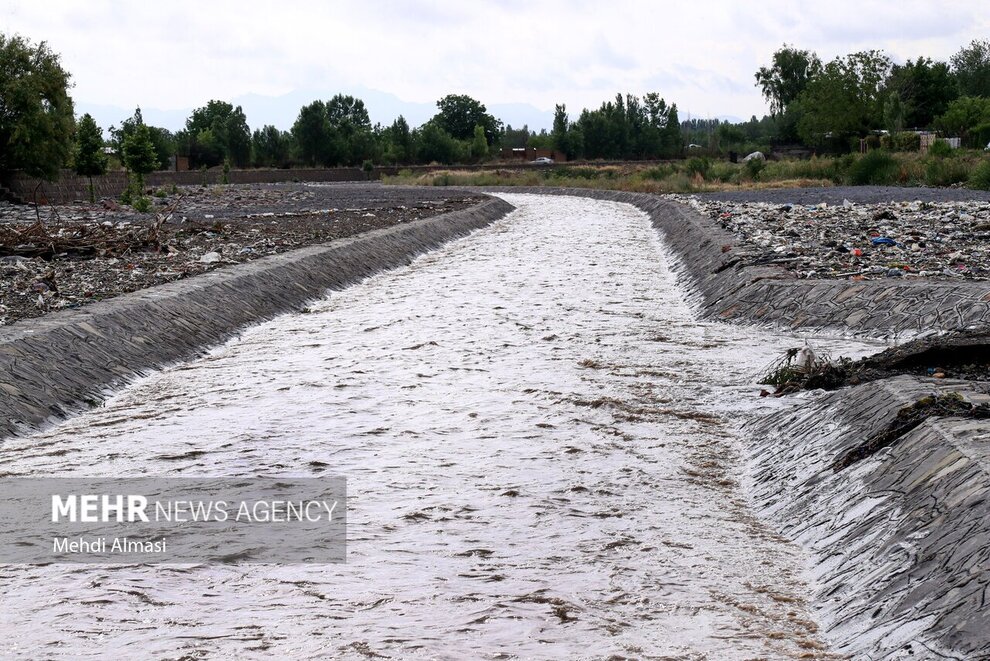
[969,159,990,190]
[744,157,766,180]
[925,157,970,186]
[927,140,953,158]
[847,150,900,185]
[685,157,710,178]
[703,160,738,183]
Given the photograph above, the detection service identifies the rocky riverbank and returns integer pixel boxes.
[0,183,481,327]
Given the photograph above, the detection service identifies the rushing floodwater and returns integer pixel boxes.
[0,194,883,659]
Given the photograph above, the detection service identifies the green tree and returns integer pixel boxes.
[381,115,413,164]
[470,124,488,160]
[526,129,553,150]
[0,34,75,180]
[639,93,667,157]
[291,100,333,166]
[184,100,251,167]
[73,113,107,202]
[797,50,892,148]
[755,45,822,116]
[122,122,158,194]
[433,94,502,145]
[716,123,746,153]
[951,39,990,98]
[251,124,290,167]
[935,96,990,146]
[503,124,530,149]
[577,107,610,159]
[551,105,569,155]
[884,58,957,128]
[883,92,906,133]
[109,107,173,170]
[662,104,682,158]
[416,122,458,164]
[326,94,374,165]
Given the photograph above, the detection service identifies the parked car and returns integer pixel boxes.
[530,157,554,165]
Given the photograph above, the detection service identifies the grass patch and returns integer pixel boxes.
[382,150,990,193]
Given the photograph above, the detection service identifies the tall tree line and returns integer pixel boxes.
[753,39,990,149]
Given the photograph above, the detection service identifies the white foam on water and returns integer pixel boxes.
[0,194,885,659]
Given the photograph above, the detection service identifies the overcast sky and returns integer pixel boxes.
[2,0,989,130]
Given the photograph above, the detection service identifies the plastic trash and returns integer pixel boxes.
[795,345,816,370]
[871,237,898,247]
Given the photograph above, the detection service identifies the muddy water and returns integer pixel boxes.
[0,194,881,659]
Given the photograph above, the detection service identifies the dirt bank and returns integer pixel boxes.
[0,183,481,327]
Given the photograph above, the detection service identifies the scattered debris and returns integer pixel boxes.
[758,345,852,395]
[760,329,990,397]
[0,184,481,326]
[680,196,990,280]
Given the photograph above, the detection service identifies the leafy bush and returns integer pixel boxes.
[847,150,899,185]
[927,140,953,158]
[132,196,152,213]
[685,157,710,178]
[881,132,921,152]
[744,157,766,180]
[706,161,738,182]
[925,158,970,186]
[641,164,674,181]
[969,159,990,190]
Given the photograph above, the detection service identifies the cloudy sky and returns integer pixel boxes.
[2,0,988,131]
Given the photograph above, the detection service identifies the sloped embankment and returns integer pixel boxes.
[0,196,514,440]
[746,377,990,658]
[473,186,990,657]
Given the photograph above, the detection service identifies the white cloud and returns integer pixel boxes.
[2,0,988,129]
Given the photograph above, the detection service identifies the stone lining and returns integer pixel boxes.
[478,187,990,657]
[745,377,990,658]
[0,197,514,440]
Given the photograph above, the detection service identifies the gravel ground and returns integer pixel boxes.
[677,186,990,281]
[0,183,481,327]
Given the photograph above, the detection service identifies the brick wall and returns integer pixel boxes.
[1,168,374,205]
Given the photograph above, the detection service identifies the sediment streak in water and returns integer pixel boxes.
[0,194,879,659]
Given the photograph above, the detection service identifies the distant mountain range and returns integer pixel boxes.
[75,86,557,136]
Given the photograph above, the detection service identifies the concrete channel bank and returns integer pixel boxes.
[0,196,514,440]
[3,185,988,656]
[475,186,990,659]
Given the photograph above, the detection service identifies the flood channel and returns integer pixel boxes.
[0,194,884,659]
